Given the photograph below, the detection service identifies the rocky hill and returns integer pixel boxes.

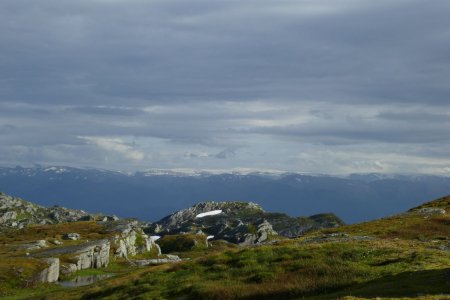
[0,192,118,229]
[148,201,344,245]
[0,192,344,289]
[0,192,163,287]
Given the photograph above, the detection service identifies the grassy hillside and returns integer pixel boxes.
[2,196,450,299]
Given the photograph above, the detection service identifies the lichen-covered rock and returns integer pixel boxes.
[36,258,59,283]
[110,221,161,258]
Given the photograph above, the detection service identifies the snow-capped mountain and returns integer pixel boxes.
[0,165,449,223]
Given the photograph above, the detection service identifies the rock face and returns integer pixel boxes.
[36,239,110,271]
[147,201,344,244]
[0,192,119,228]
[109,221,161,258]
[36,258,60,283]
[77,240,110,269]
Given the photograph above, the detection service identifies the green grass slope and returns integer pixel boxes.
[2,195,450,299]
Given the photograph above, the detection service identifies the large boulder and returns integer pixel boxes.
[36,258,59,283]
[241,220,277,245]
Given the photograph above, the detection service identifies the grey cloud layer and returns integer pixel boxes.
[0,1,449,174]
[2,0,450,105]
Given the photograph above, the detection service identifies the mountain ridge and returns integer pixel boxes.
[1,165,450,224]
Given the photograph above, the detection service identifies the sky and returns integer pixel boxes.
[1,0,450,175]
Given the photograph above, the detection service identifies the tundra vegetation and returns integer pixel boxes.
[1,193,450,299]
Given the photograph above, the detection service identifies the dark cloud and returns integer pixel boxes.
[0,1,449,174]
[1,1,449,105]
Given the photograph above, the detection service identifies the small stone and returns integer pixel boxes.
[63,233,81,240]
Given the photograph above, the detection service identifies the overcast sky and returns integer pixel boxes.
[1,0,450,175]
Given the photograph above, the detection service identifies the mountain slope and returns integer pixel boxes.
[1,166,450,223]
[32,194,450,300]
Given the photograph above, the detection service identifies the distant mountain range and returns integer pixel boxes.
[1,166,449,223]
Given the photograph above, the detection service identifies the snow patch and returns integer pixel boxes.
[150,236,161,241]
[195,210,222,218]
[44,167,67,173]
[206,235,215,240]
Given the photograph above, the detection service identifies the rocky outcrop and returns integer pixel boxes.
[414,207,446,216]
[147,201,344,244]
[132,254,181,266]
[0,210,17,224]
[27,220,163,280]
[0,192,120,228]
[36,239,110,271]
[241,220,277,245]
[108,221,161,258]
[153,201,264,231]
[76,240,110,269]
[36,258,59,283]
[409,195,450,213]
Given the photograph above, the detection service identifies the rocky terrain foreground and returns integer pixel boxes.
[1,192,450,299]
